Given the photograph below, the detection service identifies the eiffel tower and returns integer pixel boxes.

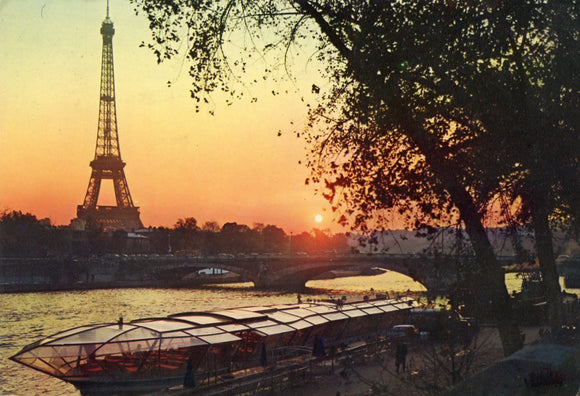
[76,1,143,231]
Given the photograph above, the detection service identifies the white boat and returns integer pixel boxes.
[11,296,416,394]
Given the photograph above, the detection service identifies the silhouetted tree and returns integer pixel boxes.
[220,222,255,253]
[201,221,221,233]
[311,228,331,253]
[262,225,287,252]
[330,233,349,254]
[111,229,127,253]
[131,0,536,355]
[0,210,53,257]
[467,3,580,329]
[148,227,173,253]
[291,232,315,254]
[174,217,199,231]
[351,2,579,330]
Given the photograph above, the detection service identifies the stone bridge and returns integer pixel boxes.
[1,253,531,293]
[132,253,509,291]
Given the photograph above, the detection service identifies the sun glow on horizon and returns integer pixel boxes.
[314,214,323,223]
[0,1,344,234]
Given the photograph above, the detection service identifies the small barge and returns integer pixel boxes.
[11,296,416,394]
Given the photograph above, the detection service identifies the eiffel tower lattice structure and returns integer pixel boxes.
[76,3,143,231]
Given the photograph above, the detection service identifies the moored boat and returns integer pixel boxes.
[10,296,416,394]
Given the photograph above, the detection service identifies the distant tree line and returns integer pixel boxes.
[0,210,70,257]
[0,211,350,257]
[152,217,350,256]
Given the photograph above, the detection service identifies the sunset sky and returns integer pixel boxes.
[0,0,342,233]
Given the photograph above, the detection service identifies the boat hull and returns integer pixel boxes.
[71,375,184,395]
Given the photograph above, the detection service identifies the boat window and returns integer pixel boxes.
[282,308,315,318]
[302,305,336,314]
[254,324,295,336]
[170,314,225,325]
[246,320,278,328]
[269,304,297,310]
[160,336,207,349]
[14,352,62,375]
[211,309,267,320]
[185,327,223,336]
[267,311,302,323]
[360,307,383,315]
[34,358,63,376]
[162,330,197,338]
[377,305,399,313]
[110,327,160,342]
[51,325,134,345]
[134,320,195,333]
[352,302,374,309]
[217,324,249,332]
[39,325,105,345]
[97,340,158,355]
[322,312,349,321]
[368,301,390,309]
[238,305,275,312]
[288,320,313,330]
[392,302,414,310]
[304,315,329,325]
[198,333,241,344]
[20,345,82,359]
[341,309,367,318]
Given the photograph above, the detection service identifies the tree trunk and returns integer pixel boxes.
[298,1,523,356]
[404,122,523,356]
[531,200,564,329]
[395,113,523,356]
[459,203,523,355]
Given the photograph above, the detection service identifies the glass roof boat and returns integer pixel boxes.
[11,296,416,394]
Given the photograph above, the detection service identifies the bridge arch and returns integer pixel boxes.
[248,256,445,291]
[130,254,460,292]
[306,269,427,293]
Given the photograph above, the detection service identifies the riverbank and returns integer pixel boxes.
[158,325,572,396]
[283,325,580,396]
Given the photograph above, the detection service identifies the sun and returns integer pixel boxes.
[314,214,323,223]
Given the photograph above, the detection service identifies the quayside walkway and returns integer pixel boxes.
[151,336,393,395]
[155,325,580,396]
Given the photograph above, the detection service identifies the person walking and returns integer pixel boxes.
[395,342,408,374]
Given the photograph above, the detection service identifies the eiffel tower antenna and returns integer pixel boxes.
[75,2,143,231]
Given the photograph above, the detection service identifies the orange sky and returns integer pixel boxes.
[0,1,345,233]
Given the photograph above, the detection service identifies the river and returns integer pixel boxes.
[0,271,576,395]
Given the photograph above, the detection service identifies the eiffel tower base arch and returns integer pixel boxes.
[77,205,143,231]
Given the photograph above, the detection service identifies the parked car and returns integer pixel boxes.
[387,324,418,340]
[410,308,477,343]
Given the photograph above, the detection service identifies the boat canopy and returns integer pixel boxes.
[11,297,418,381]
